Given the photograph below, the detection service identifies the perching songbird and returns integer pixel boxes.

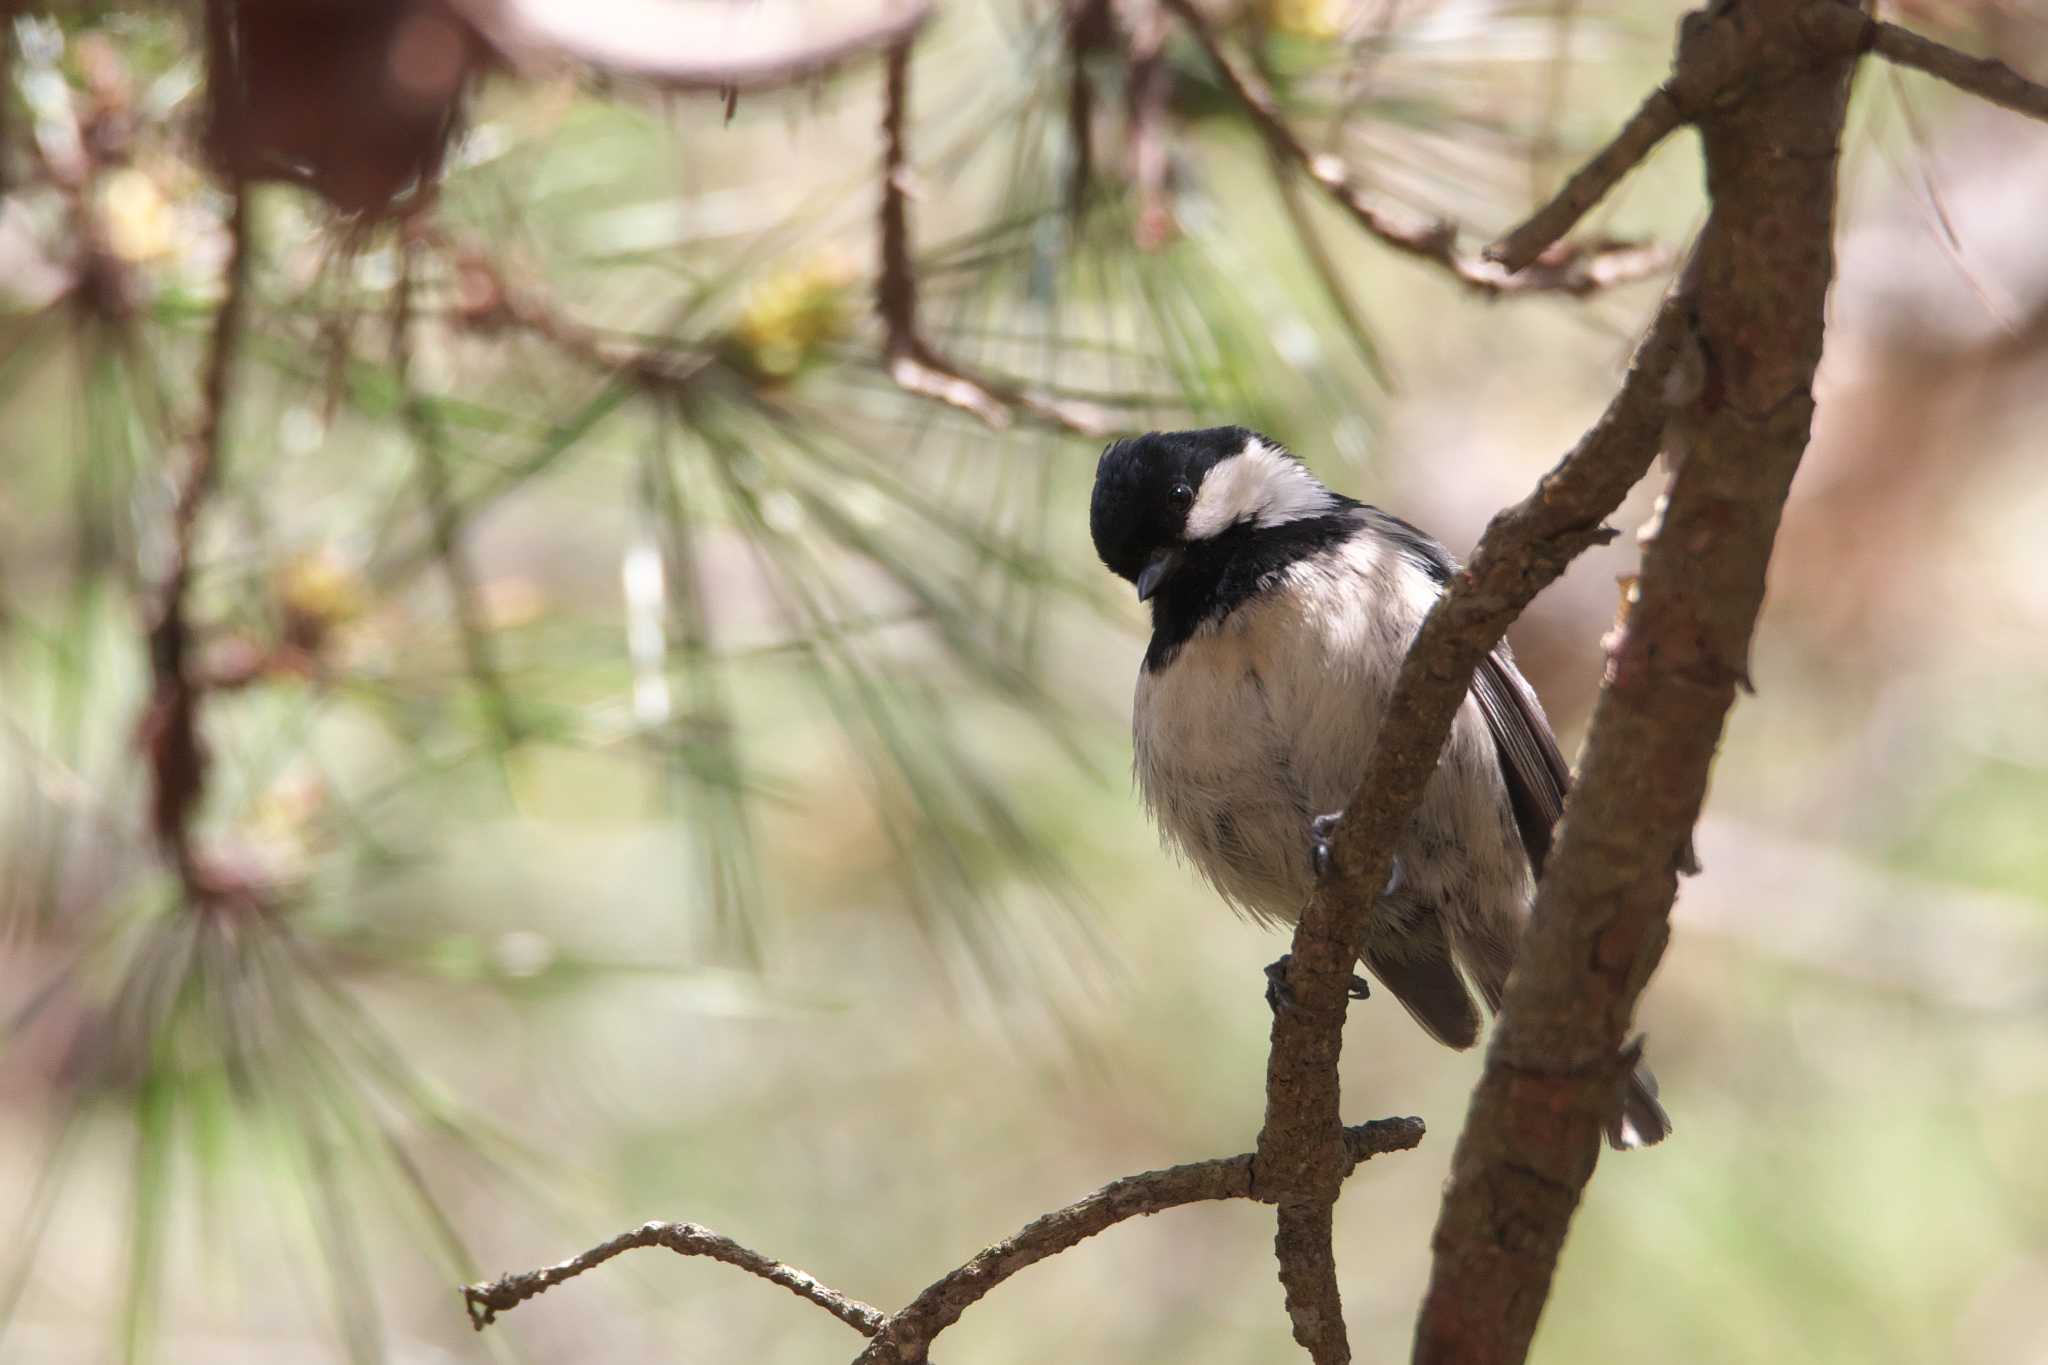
[1089,426,1668,1149]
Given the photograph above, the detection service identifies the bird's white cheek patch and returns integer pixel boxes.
[1184,440,1337,540]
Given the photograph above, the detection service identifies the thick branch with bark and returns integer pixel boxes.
[1250,266,1697,1365]
[1413,5,1858,1362]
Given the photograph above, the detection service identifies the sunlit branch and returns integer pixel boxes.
[1161,0,1671,297]
[463,1220,887,1334]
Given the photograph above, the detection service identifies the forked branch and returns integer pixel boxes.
[1416,3,1856,1361]
[1161,0,1670,296]
[1802,3,2048,120]
[877,41,1108,435]
[463,1119,1425,1365]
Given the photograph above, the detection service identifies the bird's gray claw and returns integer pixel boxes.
[1265,955,1295,1013]
[1310,812,1344,881]
[1265,953,1369,1013]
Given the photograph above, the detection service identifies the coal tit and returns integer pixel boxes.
[1090,426,1669,1149]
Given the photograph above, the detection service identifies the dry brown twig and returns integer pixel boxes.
[1818,5,2048,118]
[876,40,1109,436]
[462,1119,1425,1360]
[462,1221,889,1334]
[137,181,250,900]
[1159,0,1673,296]
[392,227,524,749]
[1490,1,2048,274]
[425,226,717,394]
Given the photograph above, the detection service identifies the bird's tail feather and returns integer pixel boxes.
[1364,912,1480,1051]
[1607,1059,1672,1149]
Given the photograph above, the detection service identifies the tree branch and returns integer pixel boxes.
[394,225,522,750]
[853,1119,1424,1365]
[459,1121,1423,1358]
[1413,2,1858,1360]
[1798,3,2048,121]
[462,1220,888,1334]
[1253,247,1700,1364]
[1161,0,1671,296]
[427,226,717,394]
[876,40,1109,436]
[1487,86,1685,273]
[1123,0,1174,251]
[138,180,250,899]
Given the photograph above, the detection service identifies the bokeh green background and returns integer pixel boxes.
[4,2,2048,1361]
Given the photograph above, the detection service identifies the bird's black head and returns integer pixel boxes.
[1090,427,1249,599]
[1090,426,1338,601]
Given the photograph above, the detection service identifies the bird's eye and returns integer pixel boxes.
[1169,482,1194,509]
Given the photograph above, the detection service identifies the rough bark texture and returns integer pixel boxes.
[1251,258,1698,1365]
[1412,5,1859,1362]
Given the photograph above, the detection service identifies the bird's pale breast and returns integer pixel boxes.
[1133,533,1527,945]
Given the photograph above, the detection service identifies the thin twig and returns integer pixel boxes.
[1487,86,1685,273]
[1064,0,1111,220]
[1268,149,1390,387]
[1491,0,2048,276]
[1122,0,1173,251]
[875,40,1109,435]
[139,181,250,897]
[462,1220,887,1333]
[394,225,522,749]
[1161,0,1670,296]
[853,1119,1424,1365]
[428,227,717,394]
[1796,3,2048,121]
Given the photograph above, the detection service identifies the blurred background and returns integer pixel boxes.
[4,1,2048,1361]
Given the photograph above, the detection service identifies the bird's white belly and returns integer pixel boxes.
[1130,542,1524,938]
[1133,573,1398,922]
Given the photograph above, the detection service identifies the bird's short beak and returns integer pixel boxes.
[1134,548,1183,602]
